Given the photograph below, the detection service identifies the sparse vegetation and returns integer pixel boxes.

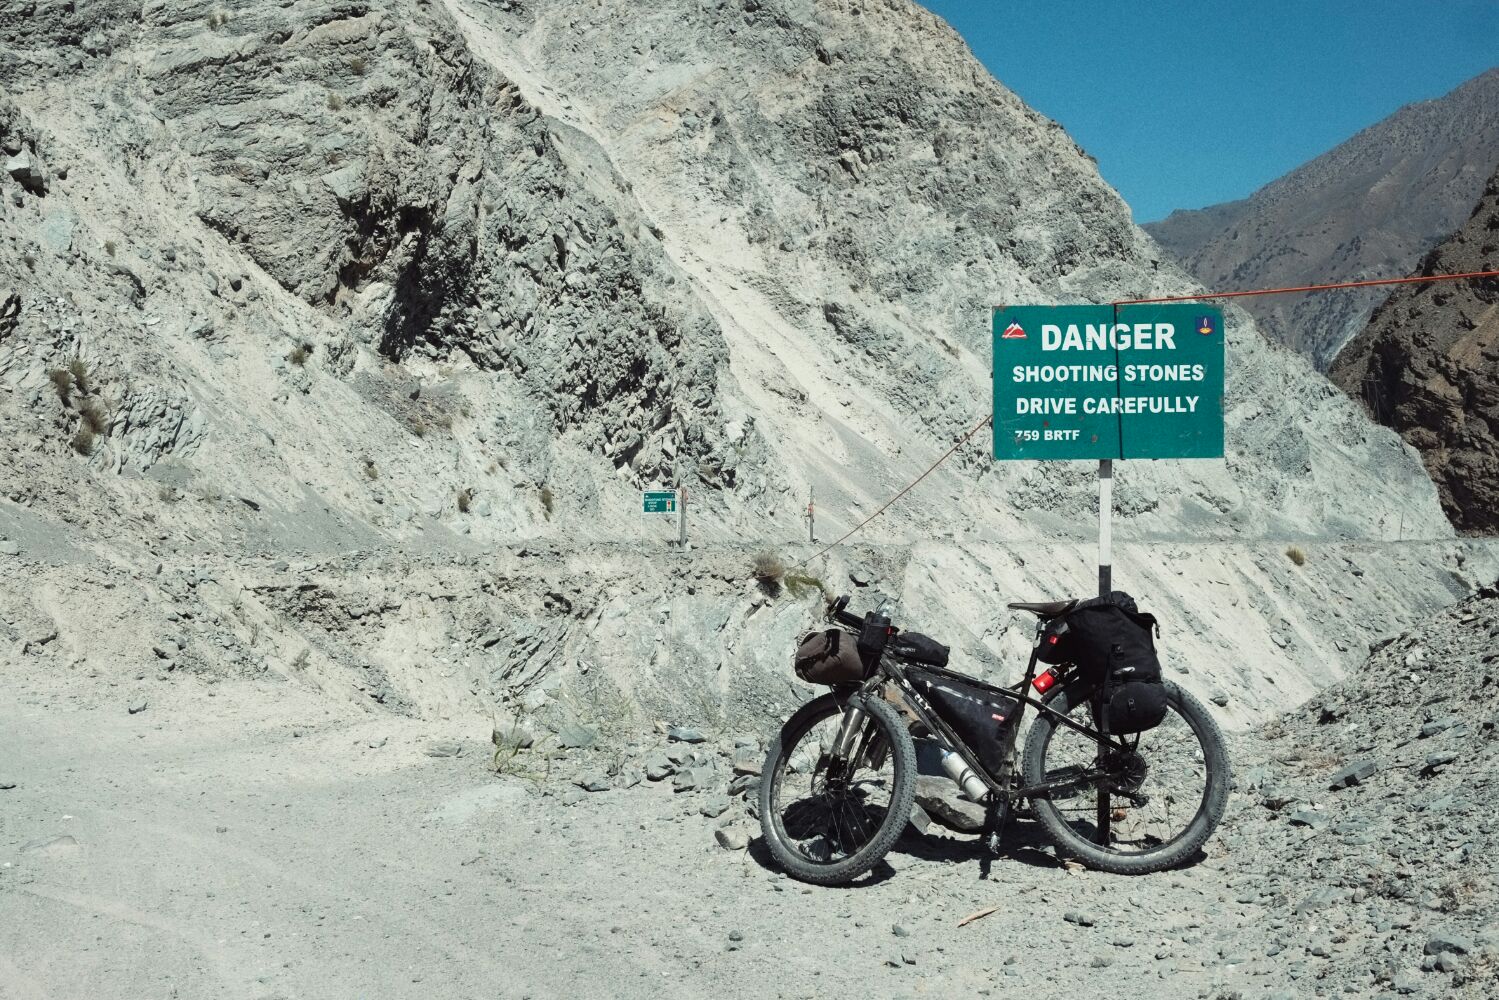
[68,357,90,394]
[103,239,117,257]
[411,418,428,438]
[48,367,73,402]
[457,487,474,514]
[539,485,555,519]
[752,551,786,595]
[22,252,36,270]
[783,571,828,601]
[287,343,312,366]
[432,412,453,431]
[362,457,379,480]
[71,426,95,456]
[207,10,227,28]
[349,55,367,75]
[79,397,108,436]
[1286,545,1307,567]
[157,484,179,503]
[327,92,344,111]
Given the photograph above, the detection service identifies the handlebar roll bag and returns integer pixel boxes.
[794,629,867,684]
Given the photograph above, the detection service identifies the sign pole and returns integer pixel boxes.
[678,485,687,548]
[807,485,815,543]
[1097,459,1113,596]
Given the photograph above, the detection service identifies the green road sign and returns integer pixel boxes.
[992,303,1225,460]
[642,489,678,514]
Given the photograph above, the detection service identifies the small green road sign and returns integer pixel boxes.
[992,303,1225,460]
[642,489,678,514]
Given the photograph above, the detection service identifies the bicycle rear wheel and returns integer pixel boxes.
[1020,681,1229,874]
[759,691,916,886]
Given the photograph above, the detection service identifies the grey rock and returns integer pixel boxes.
[127,699,148,715]
[699,794,731,818]
[1421,751,1458,774]
[616,767,643,789]
[731,745,762,775]
[1328,759,1378,790]
[558,788,585,806]
[492,718,535,750]
[5,150,46,194]
[1419,717,1461,738]
[714,826,750,851]
[0,540,19,556]
[673,767,710,793]
[892,924,910,938]
[321,163,365,204]
[1424,930,1474,956]
[425,740,464,758]
[1288,808,1329,829]
[728,773,759,797]
[644,753,674,781]
[556,724,597,750]
[1063,911,1096,927]
[666,725,706,743]
[575,772,611,792]
[0,781,15,790]
[913,776,986,832]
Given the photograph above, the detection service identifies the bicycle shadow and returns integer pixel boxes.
[743,814,1071,887]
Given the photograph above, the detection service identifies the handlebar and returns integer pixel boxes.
[827,594,872,631]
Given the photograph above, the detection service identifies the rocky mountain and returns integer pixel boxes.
[1146,68,1499,370]
[0,0,1488,747]
[1329,166,1499,533]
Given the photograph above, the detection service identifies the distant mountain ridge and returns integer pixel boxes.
[1329,164,1499,533]
[1146,67,1499,370]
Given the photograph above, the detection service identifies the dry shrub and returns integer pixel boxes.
[1286,545,1307,567]
[539,485,554,519]
[71,426,95,455]
[457,487,473,514]
[752,552,785,584]
[287,343,312,366]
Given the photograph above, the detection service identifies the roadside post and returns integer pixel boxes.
[807,485,816,543]
[642,487,685,547]
[993,301,1225,846]
[992,302,1225,597]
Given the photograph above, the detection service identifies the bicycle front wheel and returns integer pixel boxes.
[758,691,916,886]
[1020,681,1230,874]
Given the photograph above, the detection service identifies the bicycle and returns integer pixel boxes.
[758,594,1231,885]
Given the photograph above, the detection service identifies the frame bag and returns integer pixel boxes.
[907,667,1017,776]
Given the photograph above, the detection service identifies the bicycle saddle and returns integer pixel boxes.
[1006,599,1076,618]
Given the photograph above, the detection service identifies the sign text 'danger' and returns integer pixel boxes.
[991,304,1225,461]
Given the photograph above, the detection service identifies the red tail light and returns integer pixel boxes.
[1032,669,1056,693]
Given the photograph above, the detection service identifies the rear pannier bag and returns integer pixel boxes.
[1045,591,1168,734]
[907,667,1017,776]
[794,628,866,685]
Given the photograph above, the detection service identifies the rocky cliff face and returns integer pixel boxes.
[1329,167,1499,533]
[1146,68,1499,370]
[0,0,1482,739]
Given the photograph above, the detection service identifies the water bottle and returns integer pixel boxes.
[940,749,989,802]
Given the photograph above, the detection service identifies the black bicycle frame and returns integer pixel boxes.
[856,638,1127,807]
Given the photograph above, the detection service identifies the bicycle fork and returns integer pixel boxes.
[830,703,868,762]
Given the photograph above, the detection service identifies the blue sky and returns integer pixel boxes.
[919,1,1499,222]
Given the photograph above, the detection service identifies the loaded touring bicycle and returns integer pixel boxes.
[758,593,1231,884]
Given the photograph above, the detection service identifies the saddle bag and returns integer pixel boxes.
[907,667,1017,776]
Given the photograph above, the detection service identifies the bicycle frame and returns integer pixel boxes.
[842,620,1130,809]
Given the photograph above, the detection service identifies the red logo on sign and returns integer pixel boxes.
[1001,322,1027,340]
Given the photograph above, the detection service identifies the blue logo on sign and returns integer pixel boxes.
[1194,315,1216,336]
